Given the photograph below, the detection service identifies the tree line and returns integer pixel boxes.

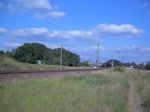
[0,43,150,69]
[0,43,80,66]
[101,59,150,70]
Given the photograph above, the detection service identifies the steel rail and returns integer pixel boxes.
[0,68,108,75]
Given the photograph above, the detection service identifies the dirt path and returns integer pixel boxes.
[127,74,143,112]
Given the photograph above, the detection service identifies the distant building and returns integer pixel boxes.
[126,66,134,70]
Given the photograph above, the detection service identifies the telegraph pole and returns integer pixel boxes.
[89,54,91,66]
[60,45,63,70]
[112,56,113,68]
[60,45,75,70]
[105,58,106,67]
[97,43,100,70]
[122,56,124,67]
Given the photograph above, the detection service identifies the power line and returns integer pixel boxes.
[60,45,63,70]
[59,45,76,70]
[112,55,113,68]
[97,43,100,70]
[122,56,124,67]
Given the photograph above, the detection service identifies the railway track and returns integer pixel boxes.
[0,68,107,75]
[0,68,108,83]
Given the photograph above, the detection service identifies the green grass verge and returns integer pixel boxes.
[114,66,125,72]
[0,72,128,112]
[0,57,87,71]
[0,57,62,71]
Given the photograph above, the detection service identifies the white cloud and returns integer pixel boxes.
[94,24,145,37]
[44,43,60,49]
[0,28,7,34]
[65,24,144,38]
[1,42,22,51]
[34,13,46,19]
[28,27,48,34]
[67,30,86,37]
[48,31,70,38]
[25,0,53,10]
[146,48,150,51]
[8,3,16,13]
[0,24,145,42]
[7,0,66,19]
[14,27,48,36]
[47,11,66,18]
[12,0,53,11]
[99,45,150,63]
[144,2,150,15]
[110,45,138,51]
[34,11,66,19]
[84,45,105,52]
[0,2,4,8]
[2,42,21,48]
[0,26,148,63]
[107,45,150,58]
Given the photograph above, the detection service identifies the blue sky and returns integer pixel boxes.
[0,0,150,64]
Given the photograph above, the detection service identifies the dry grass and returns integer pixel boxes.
[0,57,61,71]
[131,70,150,112]
[0,57,90,71]
[0,71,128,112]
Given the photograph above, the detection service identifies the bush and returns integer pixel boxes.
[114,66,125,72]
[0,56,4,63]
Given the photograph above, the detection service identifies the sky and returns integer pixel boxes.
[0,0,150,64]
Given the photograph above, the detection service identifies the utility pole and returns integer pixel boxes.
[105,58,106,67]
[112,56,113,68]
[60,45,62,70]
[97,43,100,70]
[122,56,124,67]
[60,45,75,70]
[89,54,91,66]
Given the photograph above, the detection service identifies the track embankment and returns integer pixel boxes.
[0,68,107,83]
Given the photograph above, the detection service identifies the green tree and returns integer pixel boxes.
[0,50,4,65]
[12,43,81,66]
[104,59,122,67]
[5,50,12,57]
[13,43,49,64]
[0,50,4,56]
[145,61,150,70]
[138,62,145,69]
[53,57,60,65]
[51,48,80,66]
[131,62,137,68]
[80,61,89,67]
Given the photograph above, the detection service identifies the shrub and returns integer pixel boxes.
[114,66,125,72]
[0,56,4,63]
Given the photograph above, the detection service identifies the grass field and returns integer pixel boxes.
[0,71,128,112]
[0,57,60,71]
[0,57,89,71]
